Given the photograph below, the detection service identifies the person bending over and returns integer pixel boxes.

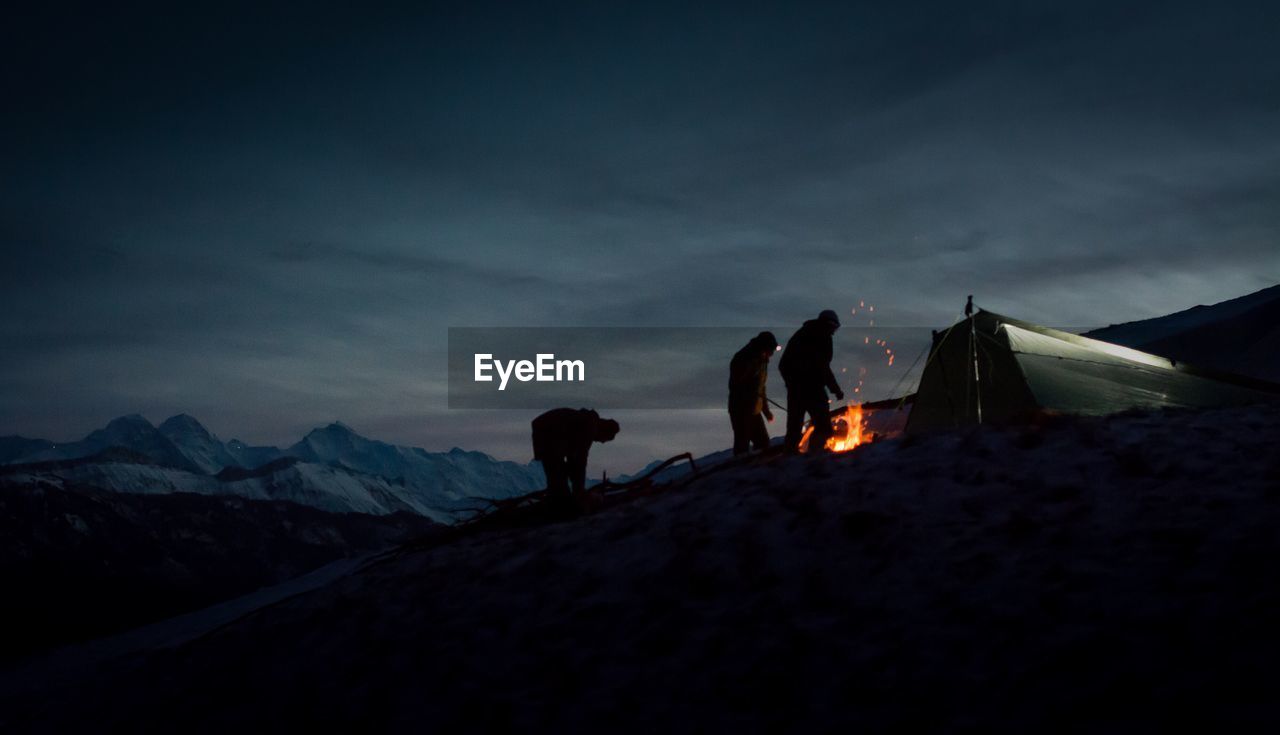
[531,407,620,506]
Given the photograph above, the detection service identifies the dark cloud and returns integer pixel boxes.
[268,241,568,291]
[2,1,1278,468]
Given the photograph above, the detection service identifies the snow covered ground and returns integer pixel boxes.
[4,403,1280,732]
[0,554,375,691]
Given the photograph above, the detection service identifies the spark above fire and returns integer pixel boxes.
[794,298,901,453]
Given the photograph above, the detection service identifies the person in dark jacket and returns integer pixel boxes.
[778,310,844,453]
[531,408,620,505]
[728,331,779,455]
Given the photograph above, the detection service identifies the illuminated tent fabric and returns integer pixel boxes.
[905,310,1280,434]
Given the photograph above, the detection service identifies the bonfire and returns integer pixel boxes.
[798,403,872,453]
[793,298,898,453]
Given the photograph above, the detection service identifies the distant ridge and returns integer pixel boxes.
[0,414,544,522]
[1085,284,1280,382]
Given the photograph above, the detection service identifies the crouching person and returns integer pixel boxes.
[531,408,620,511]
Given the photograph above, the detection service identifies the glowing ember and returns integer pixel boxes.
[798,403,871,453]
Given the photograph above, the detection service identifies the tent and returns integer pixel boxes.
[904,310,1280,434]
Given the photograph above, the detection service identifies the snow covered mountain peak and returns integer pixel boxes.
[158,414,216,441]
[1,414,546,521]
[102,414,154,432]
[55,415,204,473]
[302,421,366,442]
[86,414,169,453]
[157,414,240,475]
[291,422,370,460]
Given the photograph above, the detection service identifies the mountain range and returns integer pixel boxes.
[0,415,544,523]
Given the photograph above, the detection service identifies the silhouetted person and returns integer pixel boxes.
[531,408,620,507]
[965,294,974,317]
[728,331,779,455]
[779,310,844,453]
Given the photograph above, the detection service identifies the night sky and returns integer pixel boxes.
[3,1,1278,470]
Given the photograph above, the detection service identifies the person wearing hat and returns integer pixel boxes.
[728,331,780,455]
[778,310,844,453]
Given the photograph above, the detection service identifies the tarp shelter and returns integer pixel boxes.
[905,310,1280,434]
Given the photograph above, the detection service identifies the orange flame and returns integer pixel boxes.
[798,403,870,453]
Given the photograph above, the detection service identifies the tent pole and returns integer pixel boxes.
[971,314,983,425]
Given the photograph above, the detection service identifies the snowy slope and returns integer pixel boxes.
[2,456,486,524]
[1084,284,1280,381]
[1086,283,1280,347]
[2,554,376,684]
[7,404,1280,732]
[1,458,218,496]
[223,437,283,468]
[286,422,544,508]
[1135,295,1280,382]
[156,414,241,474]
[220,461,452,522]
[0,481,438,658]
